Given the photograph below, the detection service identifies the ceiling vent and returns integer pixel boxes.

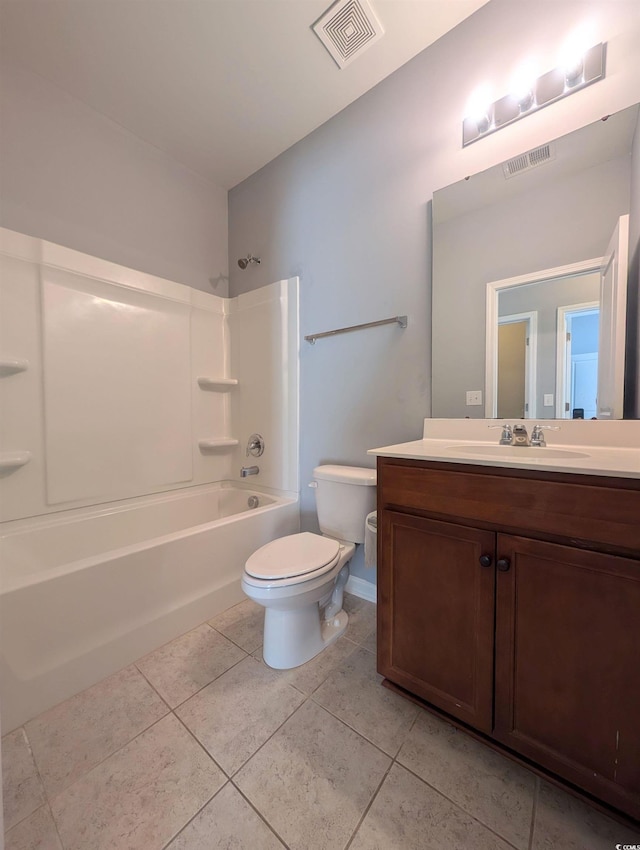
[312,0,384,69]
[502,143,555,178]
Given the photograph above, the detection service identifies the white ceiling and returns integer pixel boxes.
[0,0,489,189]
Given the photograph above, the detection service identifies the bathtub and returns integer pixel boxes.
[0,483,299,731]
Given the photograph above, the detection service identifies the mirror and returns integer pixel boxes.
[432,103,639,419]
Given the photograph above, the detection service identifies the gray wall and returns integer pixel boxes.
[433,155,630,418]
[0,60,229,294]
[228,0,640,584]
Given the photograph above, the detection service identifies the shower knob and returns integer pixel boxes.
[246,433,265,457]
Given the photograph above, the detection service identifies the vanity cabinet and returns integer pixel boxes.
[377,456,640,821]
[378,511,496,732]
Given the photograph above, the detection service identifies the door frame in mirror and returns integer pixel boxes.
[596,214,629,419]
[555,300,600,419]
[497,310,538,419]
[485,257,601,418]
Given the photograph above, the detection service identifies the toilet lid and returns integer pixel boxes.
[245,532,340,580]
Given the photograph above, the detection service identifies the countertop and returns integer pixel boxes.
[368,419,640,479]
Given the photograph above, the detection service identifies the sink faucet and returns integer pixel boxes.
[488,424,513,445]
[512,424,529,446]
[531,424,560,447]
[240,465,259,477]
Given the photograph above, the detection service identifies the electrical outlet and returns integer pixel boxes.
[466,390,483,406]
[543,393,554,406]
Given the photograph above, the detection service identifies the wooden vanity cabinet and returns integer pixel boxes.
[377,456,640,820]
[378,510,495,732]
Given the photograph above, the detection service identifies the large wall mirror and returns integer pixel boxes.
[432,102,639,420]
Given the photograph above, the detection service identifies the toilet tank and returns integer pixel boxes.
[312,465,376,544]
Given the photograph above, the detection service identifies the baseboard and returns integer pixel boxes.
[345,575,377,604]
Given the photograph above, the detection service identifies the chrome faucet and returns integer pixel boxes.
[512,424,529,446]
[488,424,513,445]
[531,424,560,447]
[240,465,259,477]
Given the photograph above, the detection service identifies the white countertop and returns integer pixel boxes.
[368,419,640,479]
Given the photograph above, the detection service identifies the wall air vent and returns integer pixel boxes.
[502,143,555,178]
[312,0,384,69]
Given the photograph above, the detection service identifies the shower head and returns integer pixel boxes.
[238,254,261,269]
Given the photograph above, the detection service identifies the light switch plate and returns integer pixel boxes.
[466,390,483,406]
[543,393,554,406]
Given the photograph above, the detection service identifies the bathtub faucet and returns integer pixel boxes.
[240,465,260,477]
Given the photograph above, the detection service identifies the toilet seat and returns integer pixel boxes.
[244,532,340,586]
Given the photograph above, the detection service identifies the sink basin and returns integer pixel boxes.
[446,445,589,460]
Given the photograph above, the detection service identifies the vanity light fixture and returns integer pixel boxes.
[462,41,606,147]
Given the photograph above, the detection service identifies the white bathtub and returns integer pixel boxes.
[0,483,299,731]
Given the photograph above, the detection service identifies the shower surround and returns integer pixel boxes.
[0,227,299,730]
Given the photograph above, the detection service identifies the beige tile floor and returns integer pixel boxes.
[3,593,639,850]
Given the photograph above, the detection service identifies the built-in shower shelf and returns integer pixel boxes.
[0,358,29,376]
[197,377,239,390]
[198,438,239,451]
[0,450,32,470]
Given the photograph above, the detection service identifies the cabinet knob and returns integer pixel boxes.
[497,557,511,572]
[479,554,493,568]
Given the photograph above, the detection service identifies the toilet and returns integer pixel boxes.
[241,464,376,669]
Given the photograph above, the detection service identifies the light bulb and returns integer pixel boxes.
[510,60,537,112]
[465,85,493,134]
[557,26,593,87]
[564,56,584,86]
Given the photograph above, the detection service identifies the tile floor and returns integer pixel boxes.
[3,593,639,850]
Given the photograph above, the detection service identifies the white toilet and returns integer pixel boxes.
[241,464,376,669]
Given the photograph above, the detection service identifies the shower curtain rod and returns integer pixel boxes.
[304,315,407,344]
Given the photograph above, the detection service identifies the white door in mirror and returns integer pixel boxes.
[597,214,629,420]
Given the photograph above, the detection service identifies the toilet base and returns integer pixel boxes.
[321,609,348,647]
[263,604,348,670]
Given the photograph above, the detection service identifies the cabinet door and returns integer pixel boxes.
[378,511,495,732]
[495,534,640,818]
